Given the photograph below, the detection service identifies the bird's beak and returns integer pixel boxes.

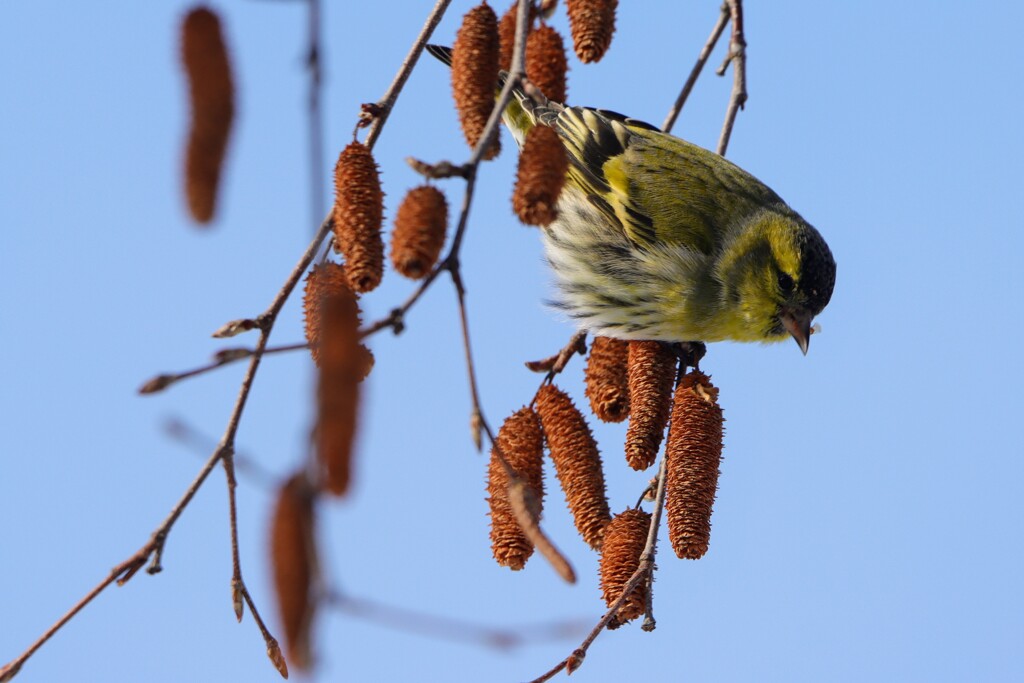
[781,309,813,355]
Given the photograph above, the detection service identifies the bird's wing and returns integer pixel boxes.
[554,106,784,254]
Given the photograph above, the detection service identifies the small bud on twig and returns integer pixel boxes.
[211,317,259,338]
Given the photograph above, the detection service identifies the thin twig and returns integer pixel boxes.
[307,0,325,227]
[138,342,309,394]
[364,0,453,150]
[528,455,672,683]
[716,0,747,156]
[661,2,730,134]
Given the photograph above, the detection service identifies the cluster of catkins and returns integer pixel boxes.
[186,0,647,672]
[488,338,725,627]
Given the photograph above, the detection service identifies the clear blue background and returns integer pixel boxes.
[2,2,1022,682]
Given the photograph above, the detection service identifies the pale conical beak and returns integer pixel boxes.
[781,310,813,355]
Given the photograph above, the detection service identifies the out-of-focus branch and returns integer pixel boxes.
[716,0,747,156]
[661,2,730,134]
[307,0,325,226]
[324,591,589,652]
[138,342,309,395]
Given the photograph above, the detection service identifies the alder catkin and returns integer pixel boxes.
[665,371,725,560]
[512,125,568,226]
[181,6,235,224]
[526,24,568,103]
[302,262,359,367]
[390,185,448,279]
[566,0,617,63]
[535,384,611,550]
[599,508,650,624]
[270,472,317,671]
[452,2,501,159]
[315,282,363,497]
[584,336,630,423]
[332,142,384,293]
[624,341,677,471]
[498,2,525,72]
[487,407,545,570]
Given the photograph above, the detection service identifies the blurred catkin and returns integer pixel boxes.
[270,472,317,672]
[498,2,531,72]
[625,341,677,470]
[585,336,630,423]
[665,371,724,560]
[314,278,364,497]
[390,185,448,279]
[181,6,234,224]
[535,384,610,549]
[487,407,545,570]
[332,142,384,293]
[512,125,568,226]
[566,0,617,63]
[599,508,650,624]
[452,2,501,159]
[303,262,358,366]
[526,24,568,103]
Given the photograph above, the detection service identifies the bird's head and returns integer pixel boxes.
[717,210,836,354]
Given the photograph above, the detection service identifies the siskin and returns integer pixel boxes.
[428,46,835,354]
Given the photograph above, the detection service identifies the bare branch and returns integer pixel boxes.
[662,2,730,134]
[716,0,747,156]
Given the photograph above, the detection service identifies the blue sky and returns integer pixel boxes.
[2,2,1022,682]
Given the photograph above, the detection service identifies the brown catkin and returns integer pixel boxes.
[487,408,545,570]
[181,7,235,224]
[315,286,363,497]
[599,508,651,624]
[665,371,724,560]
[452,2,501,159]
[390,186,448,279]
[498,2,527,72]
[512,125,568,226]
[270,472,316,671]
[566,0,617,63]
[332,142,384,293]
[584,336,630,423]
[535,384,611,549]
[526,24,568,103]
[624,341,677,470]
[302,262,359,367]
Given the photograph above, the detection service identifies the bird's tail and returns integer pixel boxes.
[425,44,560,147]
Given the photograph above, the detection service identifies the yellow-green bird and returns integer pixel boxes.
[428,45,835,354]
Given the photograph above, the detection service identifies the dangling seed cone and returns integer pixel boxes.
[512,125,568,226]
[390,185,448,279]
[315,286,363,497]
[487,407,545,570]
[599,508,650,624]
[665,371,724,560]
[624,341,677,470]
[535,384,610,549]
[181,6,235,224]
[498,2,532,72]
[452,2,501,159]
[585,336,630,423]
[566,0,616,63]
[270,472,317,671]
[526,24,568,103]
[332,142,384,293]
[302,262,361,367]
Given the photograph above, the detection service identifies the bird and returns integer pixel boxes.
[427,44,835,354]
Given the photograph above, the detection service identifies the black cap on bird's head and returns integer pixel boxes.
[780,224,835,354]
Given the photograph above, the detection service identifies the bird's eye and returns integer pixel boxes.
[777,272,794,294]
